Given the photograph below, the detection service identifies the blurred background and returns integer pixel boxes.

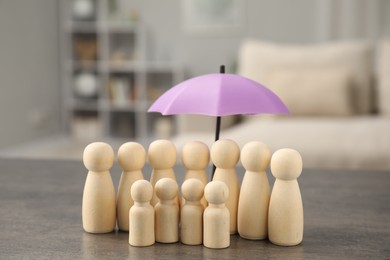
[0,0,389,170]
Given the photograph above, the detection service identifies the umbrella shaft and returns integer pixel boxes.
[212,116,222,179]
[215,116,221,142]
[212,66,225,179]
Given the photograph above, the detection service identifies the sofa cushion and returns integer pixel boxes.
[172,116,390,170]
[378,39,390,115]
[238,40,373,114]
[263,68,355,116]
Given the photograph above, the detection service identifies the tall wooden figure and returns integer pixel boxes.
[155,178,180,243]
[211,139,240,234]
[182,141,209,208]
[203,181,230,249]
[238,141,271,240]
[181,179,205,245]
[129,180,155,247]
[82,142,116,233]
[149,140,179,207]
[269,148,304,246]
[117,142,145,231]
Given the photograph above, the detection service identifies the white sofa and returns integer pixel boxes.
[172,40,390,171]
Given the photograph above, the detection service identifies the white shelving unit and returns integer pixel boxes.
[60,0,183,142]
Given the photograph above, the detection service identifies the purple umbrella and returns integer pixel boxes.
[148,66,289,177]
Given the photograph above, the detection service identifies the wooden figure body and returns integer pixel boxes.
[155,178,179,243]
[203,181,230,249]
[180,179,205,245]
[182,141,209,208]
[268,148,304,246]
[211,139,240,234]
[129,180,155,247]
[117,142,145,231]
[82,142,116,233]
[238,141,271,240]
[148,140,179,207]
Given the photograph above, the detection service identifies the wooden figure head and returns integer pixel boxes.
[271,148,302,180]
[148,140,177,169]
[118,142,146,171]
[83,142,114,172]
[155,178,178,201]
[131,180,153,203]
[210,139,240,169]
[241,141,271,172]
[182,141,210,170]
[205,181,229,205]
[182,179,204,202]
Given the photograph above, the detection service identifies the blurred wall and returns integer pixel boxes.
[122,0,390,76]
[0,0,61,147]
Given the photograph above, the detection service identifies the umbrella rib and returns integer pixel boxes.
[214,76,223,116]
[161,84,191,115]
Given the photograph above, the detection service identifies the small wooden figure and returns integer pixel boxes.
[129,180,155,247]
[82,142,116,233]
[203,181,230,249]
[182,141,209,208]
[238,141,271,240]
[155,178,180,243]
[268,148,304,246]
[211,139,240,234]
[180,178,205,245]
[148,139,179,207]
[117,142,145,231]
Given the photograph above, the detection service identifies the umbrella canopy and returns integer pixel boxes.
[148,67,289,179]
[148,72,289,116]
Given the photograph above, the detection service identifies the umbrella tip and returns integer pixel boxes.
[220,65,225,74]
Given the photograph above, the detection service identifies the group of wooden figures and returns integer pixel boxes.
[82,139,303,249]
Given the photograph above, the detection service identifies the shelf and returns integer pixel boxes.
[102,21,140,33]
[66,60,143,72]
[65,60,99,71]
[71,112,103,140]
[107,104,137,112]
[101,101,135,111]
[65,20,141,34]
[109,111,136,138]
[67,98,99,112]
[143,61,183,73]
[64,60,182,74]
[62,0,183,140]
[72,33,99,64]
[103,61,141,73]
[102,100,148,111]
[103,61,182,73]
[146,114,175,139]
[65,21,98,33]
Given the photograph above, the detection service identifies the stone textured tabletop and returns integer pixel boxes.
[0,158,389,259]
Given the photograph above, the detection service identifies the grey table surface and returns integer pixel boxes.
[0,158,389,259]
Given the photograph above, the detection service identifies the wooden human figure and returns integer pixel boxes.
[203,181,230,249]
[117,142,145,231]
[129,180,155,247]
[180,178,205,245]
[182,141,209,208]
[155,178,180,243]
[268,148,304,246]
[211,139,240,234]
[148,140,179,207]
[238,141,271,240]
[82,142,116,233]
